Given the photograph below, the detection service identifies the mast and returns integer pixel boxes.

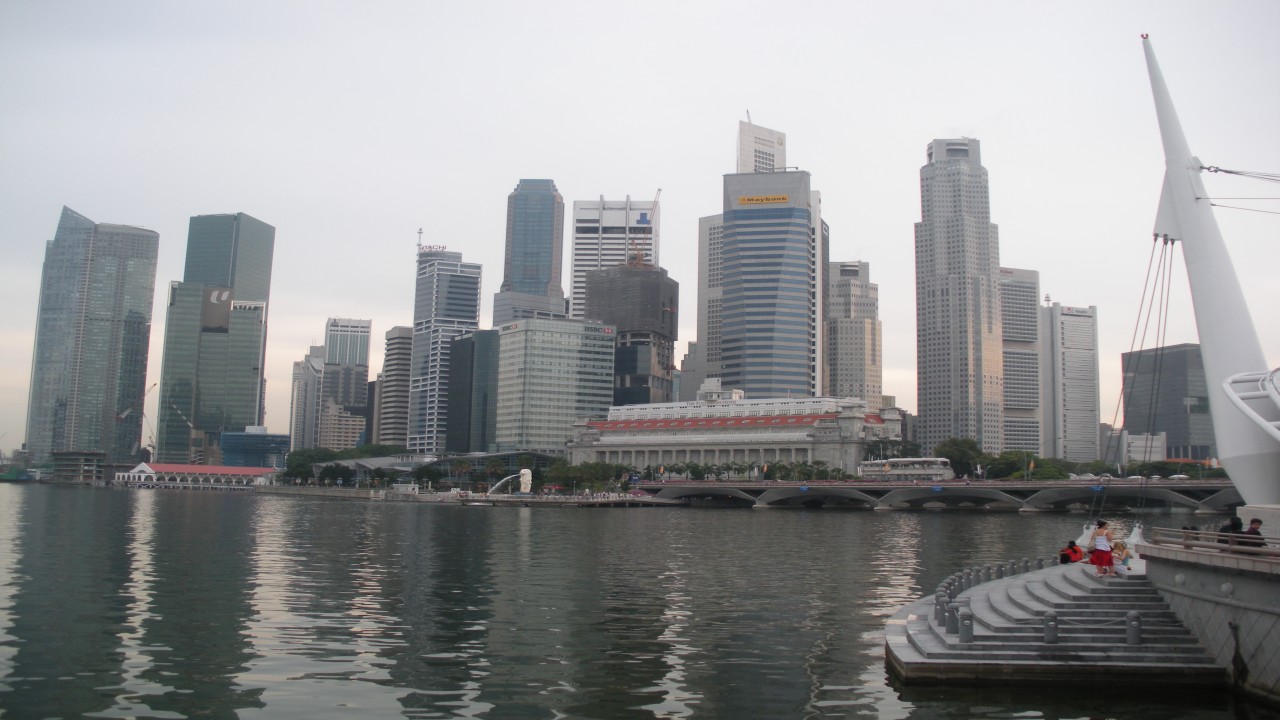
[1143,35,1280,505]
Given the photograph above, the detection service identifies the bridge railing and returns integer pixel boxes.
[1146,526,1278,559]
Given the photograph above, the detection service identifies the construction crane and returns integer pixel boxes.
[628,188,661,267]
[117,382,158,420]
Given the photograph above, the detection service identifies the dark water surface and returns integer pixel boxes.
[0,484,1262,719]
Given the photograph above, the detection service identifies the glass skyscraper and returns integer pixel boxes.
[495,318,615,454]
[155,213,275,464]
[718,170,825,399]
[25,207,159,465]
[493,179,566,324]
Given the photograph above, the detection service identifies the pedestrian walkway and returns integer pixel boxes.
[885,559,1227,687]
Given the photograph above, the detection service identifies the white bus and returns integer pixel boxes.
[858,457,955,483]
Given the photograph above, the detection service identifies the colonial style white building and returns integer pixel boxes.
[567,380,898,472]
[116,463,278,489]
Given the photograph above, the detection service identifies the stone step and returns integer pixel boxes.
[924,605,1196,641]
[904,614,1217,666]
[886,561,1227,688]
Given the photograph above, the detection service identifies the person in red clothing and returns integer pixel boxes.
[1058,540,1085,564]
[1090,520,1115,577]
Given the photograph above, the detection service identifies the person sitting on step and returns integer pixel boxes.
[1058,540,1085,564]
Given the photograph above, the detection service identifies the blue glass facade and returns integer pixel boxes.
[718,172,818,399]
[500,179,564,298]
[220,430,290,468]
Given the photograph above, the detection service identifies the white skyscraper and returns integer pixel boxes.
[372,326,412,448]
[826,261,882,411]
[736,120,786,173]
[914,138,1004,454]
[999,268,1041,453]
[289,345,324,451]
[1041,303,1100,461]
[568,195,660,319]
[409,245,481,455]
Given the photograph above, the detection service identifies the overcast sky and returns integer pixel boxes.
[2,1,1277,457]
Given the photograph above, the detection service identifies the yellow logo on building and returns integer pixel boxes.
[738,195,789,205]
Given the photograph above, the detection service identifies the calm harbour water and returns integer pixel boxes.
[0,483,1262,720]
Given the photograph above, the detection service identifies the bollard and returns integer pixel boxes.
[1126,611,1142,645]
[946,603,960,635]
[934,591,948,626]
[995,564,1005,579]
[1043,611,1059,644]
[983,565,993,583]
[958,608,974,643]
[1008,560,1018,576]
[948,579,959,600]
[1036,557,1045,570]
[962,570,972,591]
[1021,558,1031,573]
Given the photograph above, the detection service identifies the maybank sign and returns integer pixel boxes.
[738,195,789,205]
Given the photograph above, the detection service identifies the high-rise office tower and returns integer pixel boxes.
[155,212,275,464]
[737,120,786,173]
[496,318,614,453]
[825,261,882,410]
[289,345,324,451]
[409,245,481,455]
[584,264,678,405]
[685,215,726,400]
[317,318,370,451]
[1041,303,1100,461]
[999,267,1041,453]
[1121,343,1216,461]
[718,170,827,398]
[372,326,412,448]
[691,121,825,399]
[25,207,159,465]
[445,329,500,453]
[914,138,1004,454]
[569,195,660,319]
[492,179,566,325]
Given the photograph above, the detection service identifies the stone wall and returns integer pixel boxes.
[1140,542,1280,706]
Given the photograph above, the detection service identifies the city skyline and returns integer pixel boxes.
[1,3,1278,454]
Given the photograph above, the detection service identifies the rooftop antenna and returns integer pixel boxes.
[746,109,752,125]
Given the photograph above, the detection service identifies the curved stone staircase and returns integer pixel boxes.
[886,560,1227,686]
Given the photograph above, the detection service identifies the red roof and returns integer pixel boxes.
[146,463,277,476]
[589,413,837,431]
[864,414,884,424]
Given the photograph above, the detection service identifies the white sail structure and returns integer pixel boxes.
[1143,36,1280,506]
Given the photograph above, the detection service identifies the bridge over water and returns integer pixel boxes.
[635,477,1241,512]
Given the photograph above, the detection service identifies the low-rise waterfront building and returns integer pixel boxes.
[117,462,279,488]
[567,379,873,472]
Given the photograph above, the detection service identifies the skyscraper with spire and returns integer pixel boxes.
[409,245,480,455]
[25,207,159,465]
[914,138,1004,454]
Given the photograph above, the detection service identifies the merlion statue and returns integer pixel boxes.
[518,468,532,494]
